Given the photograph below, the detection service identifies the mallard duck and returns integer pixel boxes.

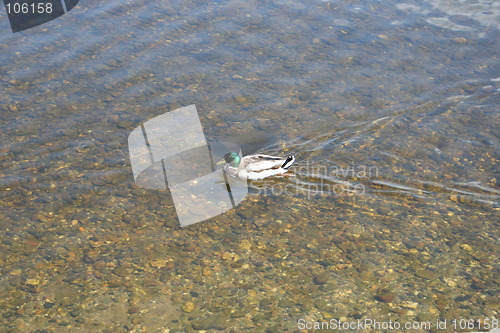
[217,152,295,180]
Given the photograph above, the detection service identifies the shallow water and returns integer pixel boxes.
[0,0,498,331]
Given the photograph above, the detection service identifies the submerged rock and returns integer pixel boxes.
[314,271,330,285]
[415,269,438,280]
[192,313,229,330]
[375,291,397,303]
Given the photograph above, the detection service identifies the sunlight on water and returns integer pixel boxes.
[397,0,499,33]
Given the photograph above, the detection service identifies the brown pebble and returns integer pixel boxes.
[391,308,407,315]
[471,279,487,290]
[313,271,330,285]
[375,291,396,303]
[24,239,40,247]
[202,267,212,276]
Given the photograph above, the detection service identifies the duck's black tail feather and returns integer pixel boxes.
[281,156,296,169]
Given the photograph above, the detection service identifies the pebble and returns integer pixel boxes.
[415,269,438,280]
[375,291,396,303]
[239,239,252,250]
[182,301,195,313]
[189,205,210,216]
[192,313,229,330]
[444,277,457,288]
[313,271,330,285]
[237,209,254,219]
[231,310,246,318]
[315,299,328,310]
[253,218,269,227]
[460,244,473,252]
[259,298,273,309]
[128,306,140,314]
[471,279,487,290]
[112,267,129,277]
[202,267,212,276]
[25,278,40,286]
[401,301,418,309]
[452,37,467,44]
[221,252,232,260]
[278,299,294,308]
[391,308,407,315]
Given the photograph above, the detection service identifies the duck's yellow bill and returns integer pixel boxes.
[215,159,226,166]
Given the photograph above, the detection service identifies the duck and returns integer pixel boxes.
[217,152,295,180]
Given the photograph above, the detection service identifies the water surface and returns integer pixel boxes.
[0,0,498,331]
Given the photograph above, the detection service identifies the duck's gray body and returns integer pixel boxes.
[224,154,295,180]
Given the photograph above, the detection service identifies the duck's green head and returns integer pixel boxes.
[223,152,241,167]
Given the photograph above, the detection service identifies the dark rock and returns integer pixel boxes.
[471,280,487,290]
[43,301,56,309]
[313,271,330,285]
[112,267,129,277]
[375,291,396,303]
[455,295,471,302]
[192,313,229,330]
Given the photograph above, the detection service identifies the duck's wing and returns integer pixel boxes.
[240,154,287,172]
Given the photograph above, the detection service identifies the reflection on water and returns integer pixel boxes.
[397,0,500,33]
[0,0,498,331]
